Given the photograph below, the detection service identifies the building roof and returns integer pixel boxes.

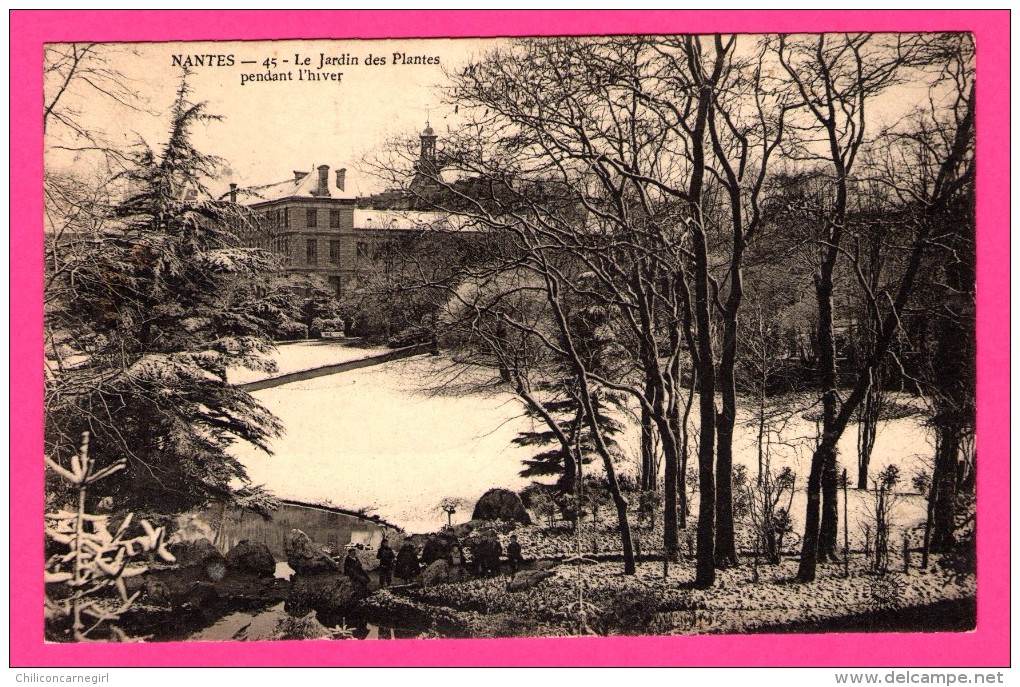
[353,208,480,233]
[239,167,358,205]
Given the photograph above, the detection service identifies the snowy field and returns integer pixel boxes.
[233,354,936,534]
[226,340,392,385]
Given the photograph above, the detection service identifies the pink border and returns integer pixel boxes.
[11,10,1009,667]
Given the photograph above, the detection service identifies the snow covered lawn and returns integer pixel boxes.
[233,355,541,532]
[226,340,392,385]
[233,354,937,536]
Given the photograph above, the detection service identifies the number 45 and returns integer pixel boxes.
[263,57,277,69]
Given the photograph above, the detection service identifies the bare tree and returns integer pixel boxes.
[774,33,924,581]
[774,33,973,581]
[45,43,148,168]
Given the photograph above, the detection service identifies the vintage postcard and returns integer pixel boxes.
[12,10,1009,668]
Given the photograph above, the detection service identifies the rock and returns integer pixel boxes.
[284,529,339,574]
[182,581,219,609]
[286,572,368,623]
[508,570,555,592]
[272,611,333,640]
[168,537,222,566]
[225,540,276,578]
[471,489,532,524]
[420,560,450,586]
[532,560,557,571]
[167,538,227,581]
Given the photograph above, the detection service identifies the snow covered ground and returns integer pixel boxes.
[233,354,936,534]
[232,355,541,532]
[226,340,392,385]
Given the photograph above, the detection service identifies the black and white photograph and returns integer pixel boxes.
[42,32,977,644]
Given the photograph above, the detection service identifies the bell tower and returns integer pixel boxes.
[418,121,437,170]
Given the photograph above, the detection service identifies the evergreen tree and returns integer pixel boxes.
[514,381,623,494]
[45,78,283,514]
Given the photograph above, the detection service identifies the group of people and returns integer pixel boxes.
[342,534,525,589]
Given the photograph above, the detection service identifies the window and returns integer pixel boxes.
[356,241,369,258]
[282,237,291,264]
[330,209,341,228]
[283,208,290,229]
[329,240,340,264]
[327,276,341,296]
[306,208,317,228]
[306,239,318,265]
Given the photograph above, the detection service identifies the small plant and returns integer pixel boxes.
[743,464,796,566]
[529,487,558,529]
[867,575,906,611]
[45,433,176,641]
[637,489,663,530]
[870,464,901,573]
[911,471,932,496]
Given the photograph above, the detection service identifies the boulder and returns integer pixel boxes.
[471,489,532,525]
[225,540,276,578]
[168,537,223,566]
[167,538,227,581]
[284,529,339,574]
[419,559,451,586]
[286,572,368,623]
[508,569,555,592]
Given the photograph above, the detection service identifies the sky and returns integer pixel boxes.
[44,38,503,196]
[44,35,957,198]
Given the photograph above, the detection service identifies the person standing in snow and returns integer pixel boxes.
[395,542,421,583]
[376,538,396,588]
[507,534,524,576]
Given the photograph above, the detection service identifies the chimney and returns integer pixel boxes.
[316,165,330,196]
[294,170,306,181]
[229,183,237,203]
[335,168,347,192]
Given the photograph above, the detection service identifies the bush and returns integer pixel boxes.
[276,320,308,341]
[472,488,532,525]
[387,325,434,349]
[311,317,346,337]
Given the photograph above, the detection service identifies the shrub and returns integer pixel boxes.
[276,319,309,341]
[472,488,532,525]
[387,325,434,349]
[311,317,346,337]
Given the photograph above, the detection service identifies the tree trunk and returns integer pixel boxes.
[715,282,740,568]
[656,415,681,560]
[856,373,880,489]
[640,380,658,491]
[715,410,738,567]
[800,264,840,580]
[815,258,842,564]
[819,445,841,562]
[929,424,961,552]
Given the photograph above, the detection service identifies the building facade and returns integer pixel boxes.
[235,126,468,296]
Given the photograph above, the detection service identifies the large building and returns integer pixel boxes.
[233,125,473,296]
